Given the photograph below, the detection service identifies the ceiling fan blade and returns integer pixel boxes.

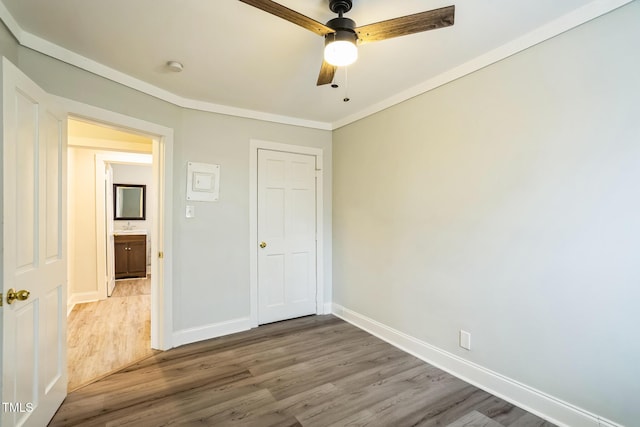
[317,60,337,86]
[355,5,455,43]
[238,0,334,36]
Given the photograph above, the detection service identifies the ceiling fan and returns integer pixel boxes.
[238,0,455,86]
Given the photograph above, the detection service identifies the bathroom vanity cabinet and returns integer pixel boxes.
[114,234,147,279]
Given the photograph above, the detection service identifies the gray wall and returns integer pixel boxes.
[0,19,17,63]
[333,3,640,425]
[174,108,332,329]
[12,46,332,335]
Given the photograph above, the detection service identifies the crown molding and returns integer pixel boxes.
[332,0,635,129]
[0,0,633,131]
[0,0,20,40]
[0,3,332,130]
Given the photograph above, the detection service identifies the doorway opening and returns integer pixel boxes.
[66,116,169,390]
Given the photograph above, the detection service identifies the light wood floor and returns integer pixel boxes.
[52,315,555,427]
[66,278,157,391]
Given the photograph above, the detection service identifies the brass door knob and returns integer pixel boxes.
[6,288,30,305]
[259,242,267,249]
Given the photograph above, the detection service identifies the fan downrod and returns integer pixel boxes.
[329,0,352,15]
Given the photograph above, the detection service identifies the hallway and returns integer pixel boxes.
[66,278,157,391]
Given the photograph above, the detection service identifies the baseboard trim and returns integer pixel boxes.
[67,291,100,315]
[331,304,623,427]
[323,302,332,315]
[172,317,251,348]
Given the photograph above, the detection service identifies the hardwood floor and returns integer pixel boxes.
[52,315,555,427]
[66,278,157,391]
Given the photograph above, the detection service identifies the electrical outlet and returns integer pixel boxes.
[459,330,471,350]
[186,205,195,218]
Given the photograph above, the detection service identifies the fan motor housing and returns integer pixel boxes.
[325,28,358,47]
[329,0,353,14]
[325,17,357,45]
[326,16,356,32]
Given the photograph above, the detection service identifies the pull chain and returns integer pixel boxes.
[343,66,350,102]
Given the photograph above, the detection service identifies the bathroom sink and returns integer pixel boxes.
[113,229,147,236]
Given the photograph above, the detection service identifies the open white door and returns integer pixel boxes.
[105,163,116,296]
[257,149,317,324]
[1,58,67,426]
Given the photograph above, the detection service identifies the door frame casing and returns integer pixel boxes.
[56,96,174,350]
[249,139,325,327]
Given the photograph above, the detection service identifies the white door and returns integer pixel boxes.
[257,149,317,324]
[105,163,116,297]
[1,58,67,426]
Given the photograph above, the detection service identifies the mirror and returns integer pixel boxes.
[114,184,146,220]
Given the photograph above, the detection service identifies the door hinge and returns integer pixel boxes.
[158,251,164,259]
[0,293,2,307]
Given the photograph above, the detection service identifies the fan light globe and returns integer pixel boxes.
[324,40,358,66]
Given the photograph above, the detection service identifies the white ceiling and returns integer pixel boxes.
[0,0,630,128]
